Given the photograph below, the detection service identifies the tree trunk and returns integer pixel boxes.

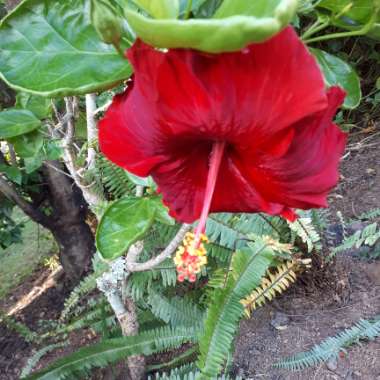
[43,161,95,283]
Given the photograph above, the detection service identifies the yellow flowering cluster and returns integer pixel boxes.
[174,232,208,282]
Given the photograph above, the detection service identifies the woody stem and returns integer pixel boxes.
[194,141,226,247]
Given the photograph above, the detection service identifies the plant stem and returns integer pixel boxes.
[302,20,329,40]
[304,13,377,44]
[184,0,192,20]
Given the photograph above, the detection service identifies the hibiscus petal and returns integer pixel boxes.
[127,27,327,144]
[99,82,167,177]
[234,86,347,211]
[99,29,346,224]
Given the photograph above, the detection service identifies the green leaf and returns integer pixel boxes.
[0,0,132,97]
[42,140,63,161]
[197,242,274,378]
[134,0,180,18]
[311,48,361,109]
[318,0,373,24]
[0,164,22,184]
[8,130,44,158]
[15,93,51,119]
[24,155,43,174]
[0,109,41,139]
[124,0,297,53]
[96,196,157,260]
[316,0,380,40]
[151,197,175,225]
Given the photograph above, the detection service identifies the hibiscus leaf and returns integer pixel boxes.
[96,196,157,260]
[15,93,52,119]
[311,48,362,109]
[316,0,380,40]
[124,0,297,53]
[151,197,175,226]
[0,164,22,185]
[8,130,44,158]
[0,0,132,97]
[0,109,41,139]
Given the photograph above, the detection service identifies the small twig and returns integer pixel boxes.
[43,161,74,179]
[126,224,191,272]
[94,100,112,115]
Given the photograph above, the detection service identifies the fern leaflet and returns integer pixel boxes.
[274,316,380,371]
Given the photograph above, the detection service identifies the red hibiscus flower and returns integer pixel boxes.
[99,26,346,250]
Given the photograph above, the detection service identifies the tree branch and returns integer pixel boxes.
[54,97,103,208]
[0,175,50,227]
[85,94,97,171]
[125,224,191,272]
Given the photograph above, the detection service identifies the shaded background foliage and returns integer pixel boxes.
[0,0,379,379]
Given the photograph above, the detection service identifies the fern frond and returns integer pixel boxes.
[147,292,204,328]
[97,155,134,199]
[206,213,287,252]
[241,259,310,317]
[274,316,380,371]
[329,222,380,260]
[55,301,113,336]
[60,272,100,322]
[21,342,67,378]
[25,326,199,380]
[197,242,275,379]
[149,365,241,380]
[147,348,197,373]
[358,208,380,221]
[0,311,37,343]
[287,215,321,252]
[148,364,196,379]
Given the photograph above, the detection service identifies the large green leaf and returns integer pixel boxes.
[197,242,274,378]
[96,196,157,260]
[0,109,41,139]
[311,48,361,109]
[124,0,297,53]
[0,0,132,97]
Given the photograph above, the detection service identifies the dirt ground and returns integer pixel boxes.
[0,132,379,379]
[233,131,380,379]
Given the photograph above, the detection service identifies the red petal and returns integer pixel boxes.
[234,86,347,211]
[99,83,167,177]
[99,28,346,223]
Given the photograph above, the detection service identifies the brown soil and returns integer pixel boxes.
[0,132,379,380]
[233,132,380,379]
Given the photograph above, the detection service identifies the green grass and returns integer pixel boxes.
[0,208,57,300]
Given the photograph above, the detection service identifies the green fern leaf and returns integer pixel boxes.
[197,242,274,379]
[275,316,380,371]
[148,292,204,328]
[21,343,67,378]
[25,326,199,380]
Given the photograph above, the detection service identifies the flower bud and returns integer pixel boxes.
[91,0,122,47]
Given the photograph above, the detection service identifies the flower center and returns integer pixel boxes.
[174,141,226,282]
